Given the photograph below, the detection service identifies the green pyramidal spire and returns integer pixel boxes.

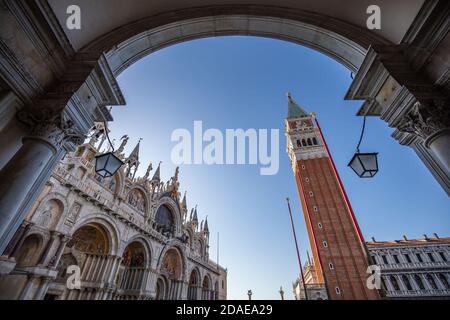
[286,92,308,119]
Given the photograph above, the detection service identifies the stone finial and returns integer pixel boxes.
[193,205,198,222]
[181,191,187,209]
[144,162,153,180]
[152,161,162,181]
[204,216,209,233]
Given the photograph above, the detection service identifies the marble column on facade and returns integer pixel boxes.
[145,267,158,298]
[49,235,71,269]
[0,111,84,253]
[37,232,60,266]
[19,274,38,300]
[100,255,114,284]
[106,256,122,285]
[34,277,52,300]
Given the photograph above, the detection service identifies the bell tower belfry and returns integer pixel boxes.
[284,93,379,300]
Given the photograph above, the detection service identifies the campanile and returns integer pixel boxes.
[285,93,379,300]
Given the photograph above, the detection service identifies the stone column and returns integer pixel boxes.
[34,277,51,300]
[0,112,84,253]
[49,235,71,269]
[37,232,60,266]
[398,101,450,175]
[180,280,189,300]
[19,275,38,300]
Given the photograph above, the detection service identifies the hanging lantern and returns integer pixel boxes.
[348,116,379,178]
[95,152,124,178]
[348,152,379,178]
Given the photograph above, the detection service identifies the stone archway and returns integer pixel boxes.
[187,268,200,300]
[54,222,116,300]
[160,247,184,300]
[202,274,212,300]
[155,276,168,300]
[116,240,148,296]
[14,234,44,268]
[0,0,449,260]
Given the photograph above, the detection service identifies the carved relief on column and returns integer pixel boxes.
[17,109,86,152]
[397,100,450,142]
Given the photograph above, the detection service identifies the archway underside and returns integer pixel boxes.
[100,12,390,76]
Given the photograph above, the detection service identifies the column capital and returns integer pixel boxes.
[17,110,86,151]
[398,101,450,141]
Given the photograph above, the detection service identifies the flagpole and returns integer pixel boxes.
[217,232,220,270]
[286,197,308,300]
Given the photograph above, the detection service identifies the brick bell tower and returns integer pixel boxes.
[285,93,379,300]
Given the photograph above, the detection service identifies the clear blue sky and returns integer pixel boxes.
[108,36,450,300]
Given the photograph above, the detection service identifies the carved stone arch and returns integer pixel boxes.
[81,5,394,75]
[192,235,206,258]
[158,245,187,281]
[121,235,153,268]
[70,214,120,255]
[155,275,169,300]
[152,196,182,236]
[126,186,149,215]
[202,273,212,290]
[31,192,68,230]
[14,232,45,267]
[188,266,201,281]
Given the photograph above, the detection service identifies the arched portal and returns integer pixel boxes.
[160,248,184,300]
[117,241,147,295]
[56,223,113,300]
[14,234,43,268]
[67,223,110,255]
[155,277,167,300]
[202,275,212,300]
[187,269,200,300]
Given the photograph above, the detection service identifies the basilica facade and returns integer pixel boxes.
[0,124,227,300]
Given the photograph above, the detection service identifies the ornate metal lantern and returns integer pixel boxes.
[95,152,124,178]
[348,152,379,178]
[348,116,379,178]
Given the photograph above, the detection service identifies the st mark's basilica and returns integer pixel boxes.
[0,123,227,300]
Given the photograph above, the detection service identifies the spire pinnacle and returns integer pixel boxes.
[152,161,162,181]
[193,205,198,222]
[204,216,209,233]
[286,92,308,119]
[127,138,142,161]
[182,191,187,208]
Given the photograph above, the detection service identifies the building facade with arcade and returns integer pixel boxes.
[0,125,227,300]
